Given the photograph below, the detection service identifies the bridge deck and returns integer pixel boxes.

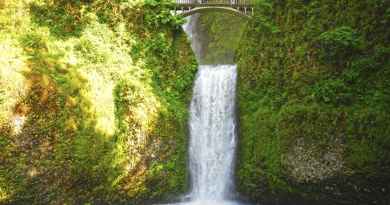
[174,0,254,16]
[175,0,253,6]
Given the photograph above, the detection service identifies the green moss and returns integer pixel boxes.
[236,0,390,203]
[0,0,196,204]
[316,26,364,66]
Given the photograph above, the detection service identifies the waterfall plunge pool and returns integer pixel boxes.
[161,200,245,205]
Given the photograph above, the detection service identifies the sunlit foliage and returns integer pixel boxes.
[0,0,197,204]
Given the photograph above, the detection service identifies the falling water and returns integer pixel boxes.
[183,14,242,204]
[160,14,244,205]
[187,64,239,204]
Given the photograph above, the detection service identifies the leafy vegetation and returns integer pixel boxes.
[235,0,390,204]
[1,0,389,204]
[0,0,196,204]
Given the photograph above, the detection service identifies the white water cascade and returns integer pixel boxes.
[182,14,243,205]
[186,64,239,205]
[160,14,245,205]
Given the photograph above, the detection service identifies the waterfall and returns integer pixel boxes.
[161,65,243,204]
[187,64,238,204]
[183,14,243,204]
[160,14,244,205]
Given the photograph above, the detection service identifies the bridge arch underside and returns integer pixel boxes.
[178,7,251,18]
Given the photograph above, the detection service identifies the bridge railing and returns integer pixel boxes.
[175,0,253,6]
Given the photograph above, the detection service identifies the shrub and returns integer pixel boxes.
[316,26,363,66]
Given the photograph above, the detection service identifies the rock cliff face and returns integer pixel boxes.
[0,1,196,204]
[1,0,389,205]
[177,1,390,204]
[283,137,344,183]
[234,0,390,204]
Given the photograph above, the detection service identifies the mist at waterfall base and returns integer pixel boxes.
[156,15,247,205]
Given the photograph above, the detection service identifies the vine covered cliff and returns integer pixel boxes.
[0,0,196,204]
[235,0,390,204]
[1,0,389,205]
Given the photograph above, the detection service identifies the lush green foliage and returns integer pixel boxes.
[0,0,197,204]
[235,0,390,203]
[1,0,389,204]
[316,26,363,66]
